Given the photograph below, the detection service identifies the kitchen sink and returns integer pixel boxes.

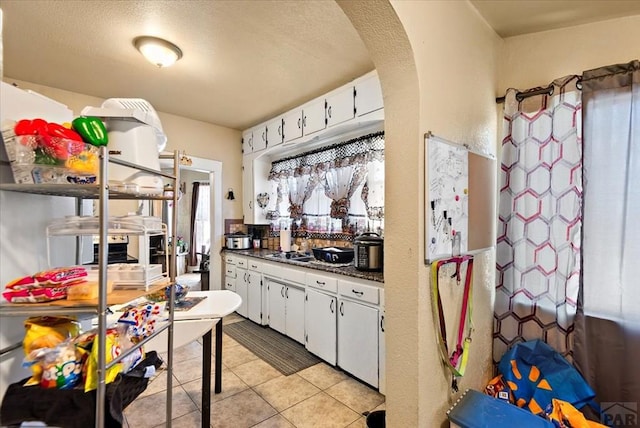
[266,252,314,263]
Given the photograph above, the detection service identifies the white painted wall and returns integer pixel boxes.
[2,78,243,223]
[340,1,501,426]
[500,15,640,92]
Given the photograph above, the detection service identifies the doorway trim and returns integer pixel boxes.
[177,155,223,290]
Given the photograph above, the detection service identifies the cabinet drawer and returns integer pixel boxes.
[225,265,237,278]
[248,259,262,272]
[225,277,236,291]
[262,261,282,278]
[338,279,379,305]
[306,273,337,293]
[235,257,248,269]
[225,254,236,265]
[281,266,306,285]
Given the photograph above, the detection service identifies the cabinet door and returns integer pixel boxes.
[285,285,306,344]
[355,74,384,117]
[267,280,286,335]
[338,299,379,387]
[326,87,355,128]
[283,109,303,143]
[302,100,326,136]
[236,269,248,317]
[305,289,337,365]
[253,125,267,152]
[242,159,254,224]
[266,118,284,148]
[247,271,262,324]
[242,129,253,154]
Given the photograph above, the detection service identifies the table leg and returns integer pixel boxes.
[202,328,212,428]
[215,320,222,393]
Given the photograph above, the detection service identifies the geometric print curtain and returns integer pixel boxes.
[494,75,582,364]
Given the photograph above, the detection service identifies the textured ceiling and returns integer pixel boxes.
[2,1,640,131]
[470,0,640,38]
[1,0,374,130]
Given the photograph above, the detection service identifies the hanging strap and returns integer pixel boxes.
[430,255,474,389]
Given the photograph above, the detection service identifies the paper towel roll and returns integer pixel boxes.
[280,229,291,252]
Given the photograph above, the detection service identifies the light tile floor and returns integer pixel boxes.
[123,313,385,428]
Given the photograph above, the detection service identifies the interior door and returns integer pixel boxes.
[305,289,337,365]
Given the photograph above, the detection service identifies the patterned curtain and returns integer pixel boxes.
[320,156,367,219]
[494,76,582,364]
[268,131,384,223]
[285,166,320,220]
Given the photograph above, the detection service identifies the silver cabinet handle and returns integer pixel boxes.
[285,287,289,299]
[330,299,335,313]
[352,289,364,296]
[302,116,307,128]
[380,315,385,332]
[339,301,344,316]
[328,105,332,118]
[316,280,325,286]
[297,117,301,129]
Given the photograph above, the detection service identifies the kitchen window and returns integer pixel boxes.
[268,131,384,238]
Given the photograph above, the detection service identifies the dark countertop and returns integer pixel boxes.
[222,248,384,284]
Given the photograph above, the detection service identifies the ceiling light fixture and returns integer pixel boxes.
[134,36,183,68]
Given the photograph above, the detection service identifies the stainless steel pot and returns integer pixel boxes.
[225,232,251,249]
[354,232,383,272]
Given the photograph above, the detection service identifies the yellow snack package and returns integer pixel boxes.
[23,316,80,385]
[83,328,123,392]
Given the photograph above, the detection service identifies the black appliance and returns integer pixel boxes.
[92,235,138,264]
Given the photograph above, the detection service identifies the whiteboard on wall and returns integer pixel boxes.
[425,132,496,263]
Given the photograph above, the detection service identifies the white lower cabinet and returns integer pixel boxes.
[338,298,379,388]
[305,288,337,365]
[236,268,248,317]
[247,269,262,324]
[266,278,305,344]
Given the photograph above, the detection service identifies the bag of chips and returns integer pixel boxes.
[23,316,80,385]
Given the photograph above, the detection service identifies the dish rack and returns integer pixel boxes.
[46,217,168,291]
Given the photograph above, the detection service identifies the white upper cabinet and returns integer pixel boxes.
[283,98,326,144]
[243,71,382,155]
[326,86,355,128]
[242,129,253,154]
[282,109,303,143]
[266,117,284,148]
[243,124,268,154]
[355,73,384,117]
[302,99,327,136]
[253,124,268,152]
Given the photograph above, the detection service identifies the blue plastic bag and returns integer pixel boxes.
[498,340,596,415]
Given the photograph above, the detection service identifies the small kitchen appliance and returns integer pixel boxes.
[224,232,252,250]
[353,232,384,272]
[81,98,166,194]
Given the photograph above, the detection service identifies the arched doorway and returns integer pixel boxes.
[337,2,423,426]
